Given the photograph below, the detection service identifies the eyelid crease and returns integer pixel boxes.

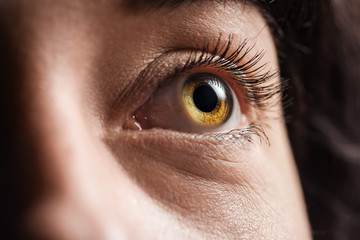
[107,51,191,121]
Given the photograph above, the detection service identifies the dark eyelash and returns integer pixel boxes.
[163,36,284,144]
[176,35,283,110]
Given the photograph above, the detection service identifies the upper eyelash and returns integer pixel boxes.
[115,36,283,144]
[174,35,283,110]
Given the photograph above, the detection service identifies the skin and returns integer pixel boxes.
[1,0,312,239]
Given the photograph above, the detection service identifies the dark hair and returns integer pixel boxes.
[264,0,360,239]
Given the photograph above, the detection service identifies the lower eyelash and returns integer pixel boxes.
[198,123,270,147]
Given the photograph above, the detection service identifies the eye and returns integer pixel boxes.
[119,39,280,135]
[182,73,233,127]
[130,71,247,133]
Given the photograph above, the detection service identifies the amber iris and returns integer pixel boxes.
[182,73,233,127]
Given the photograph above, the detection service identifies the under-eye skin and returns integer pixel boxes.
[121,37,281,142]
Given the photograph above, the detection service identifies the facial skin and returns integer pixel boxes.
[1,0,311,239]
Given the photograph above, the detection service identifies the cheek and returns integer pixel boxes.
[105,121,309,239]
[2,1,311,239]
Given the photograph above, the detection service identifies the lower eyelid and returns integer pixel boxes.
[107,128,255,149]
[105,126,280,238]
[104,129,273,218]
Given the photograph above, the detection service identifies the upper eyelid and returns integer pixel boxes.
[107,36,281,124]
[166,36,282,110]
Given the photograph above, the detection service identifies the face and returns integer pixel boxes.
[1,0,311,239]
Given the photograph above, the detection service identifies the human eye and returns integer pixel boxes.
[122,37,281,142]
[98,2,311,238]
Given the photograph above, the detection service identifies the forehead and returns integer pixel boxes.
[0,0,264,40]
[0,0,273,116]
[0,0,257,15]
[0,0,270,76]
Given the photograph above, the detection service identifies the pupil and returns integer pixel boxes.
[193,84,218,112]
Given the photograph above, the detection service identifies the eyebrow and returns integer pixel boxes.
[123,0,260,12]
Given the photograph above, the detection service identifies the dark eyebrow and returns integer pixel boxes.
[123,0,261,12]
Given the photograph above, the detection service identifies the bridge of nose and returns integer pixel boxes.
[0,6,150,239]
[2,42,152,239]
